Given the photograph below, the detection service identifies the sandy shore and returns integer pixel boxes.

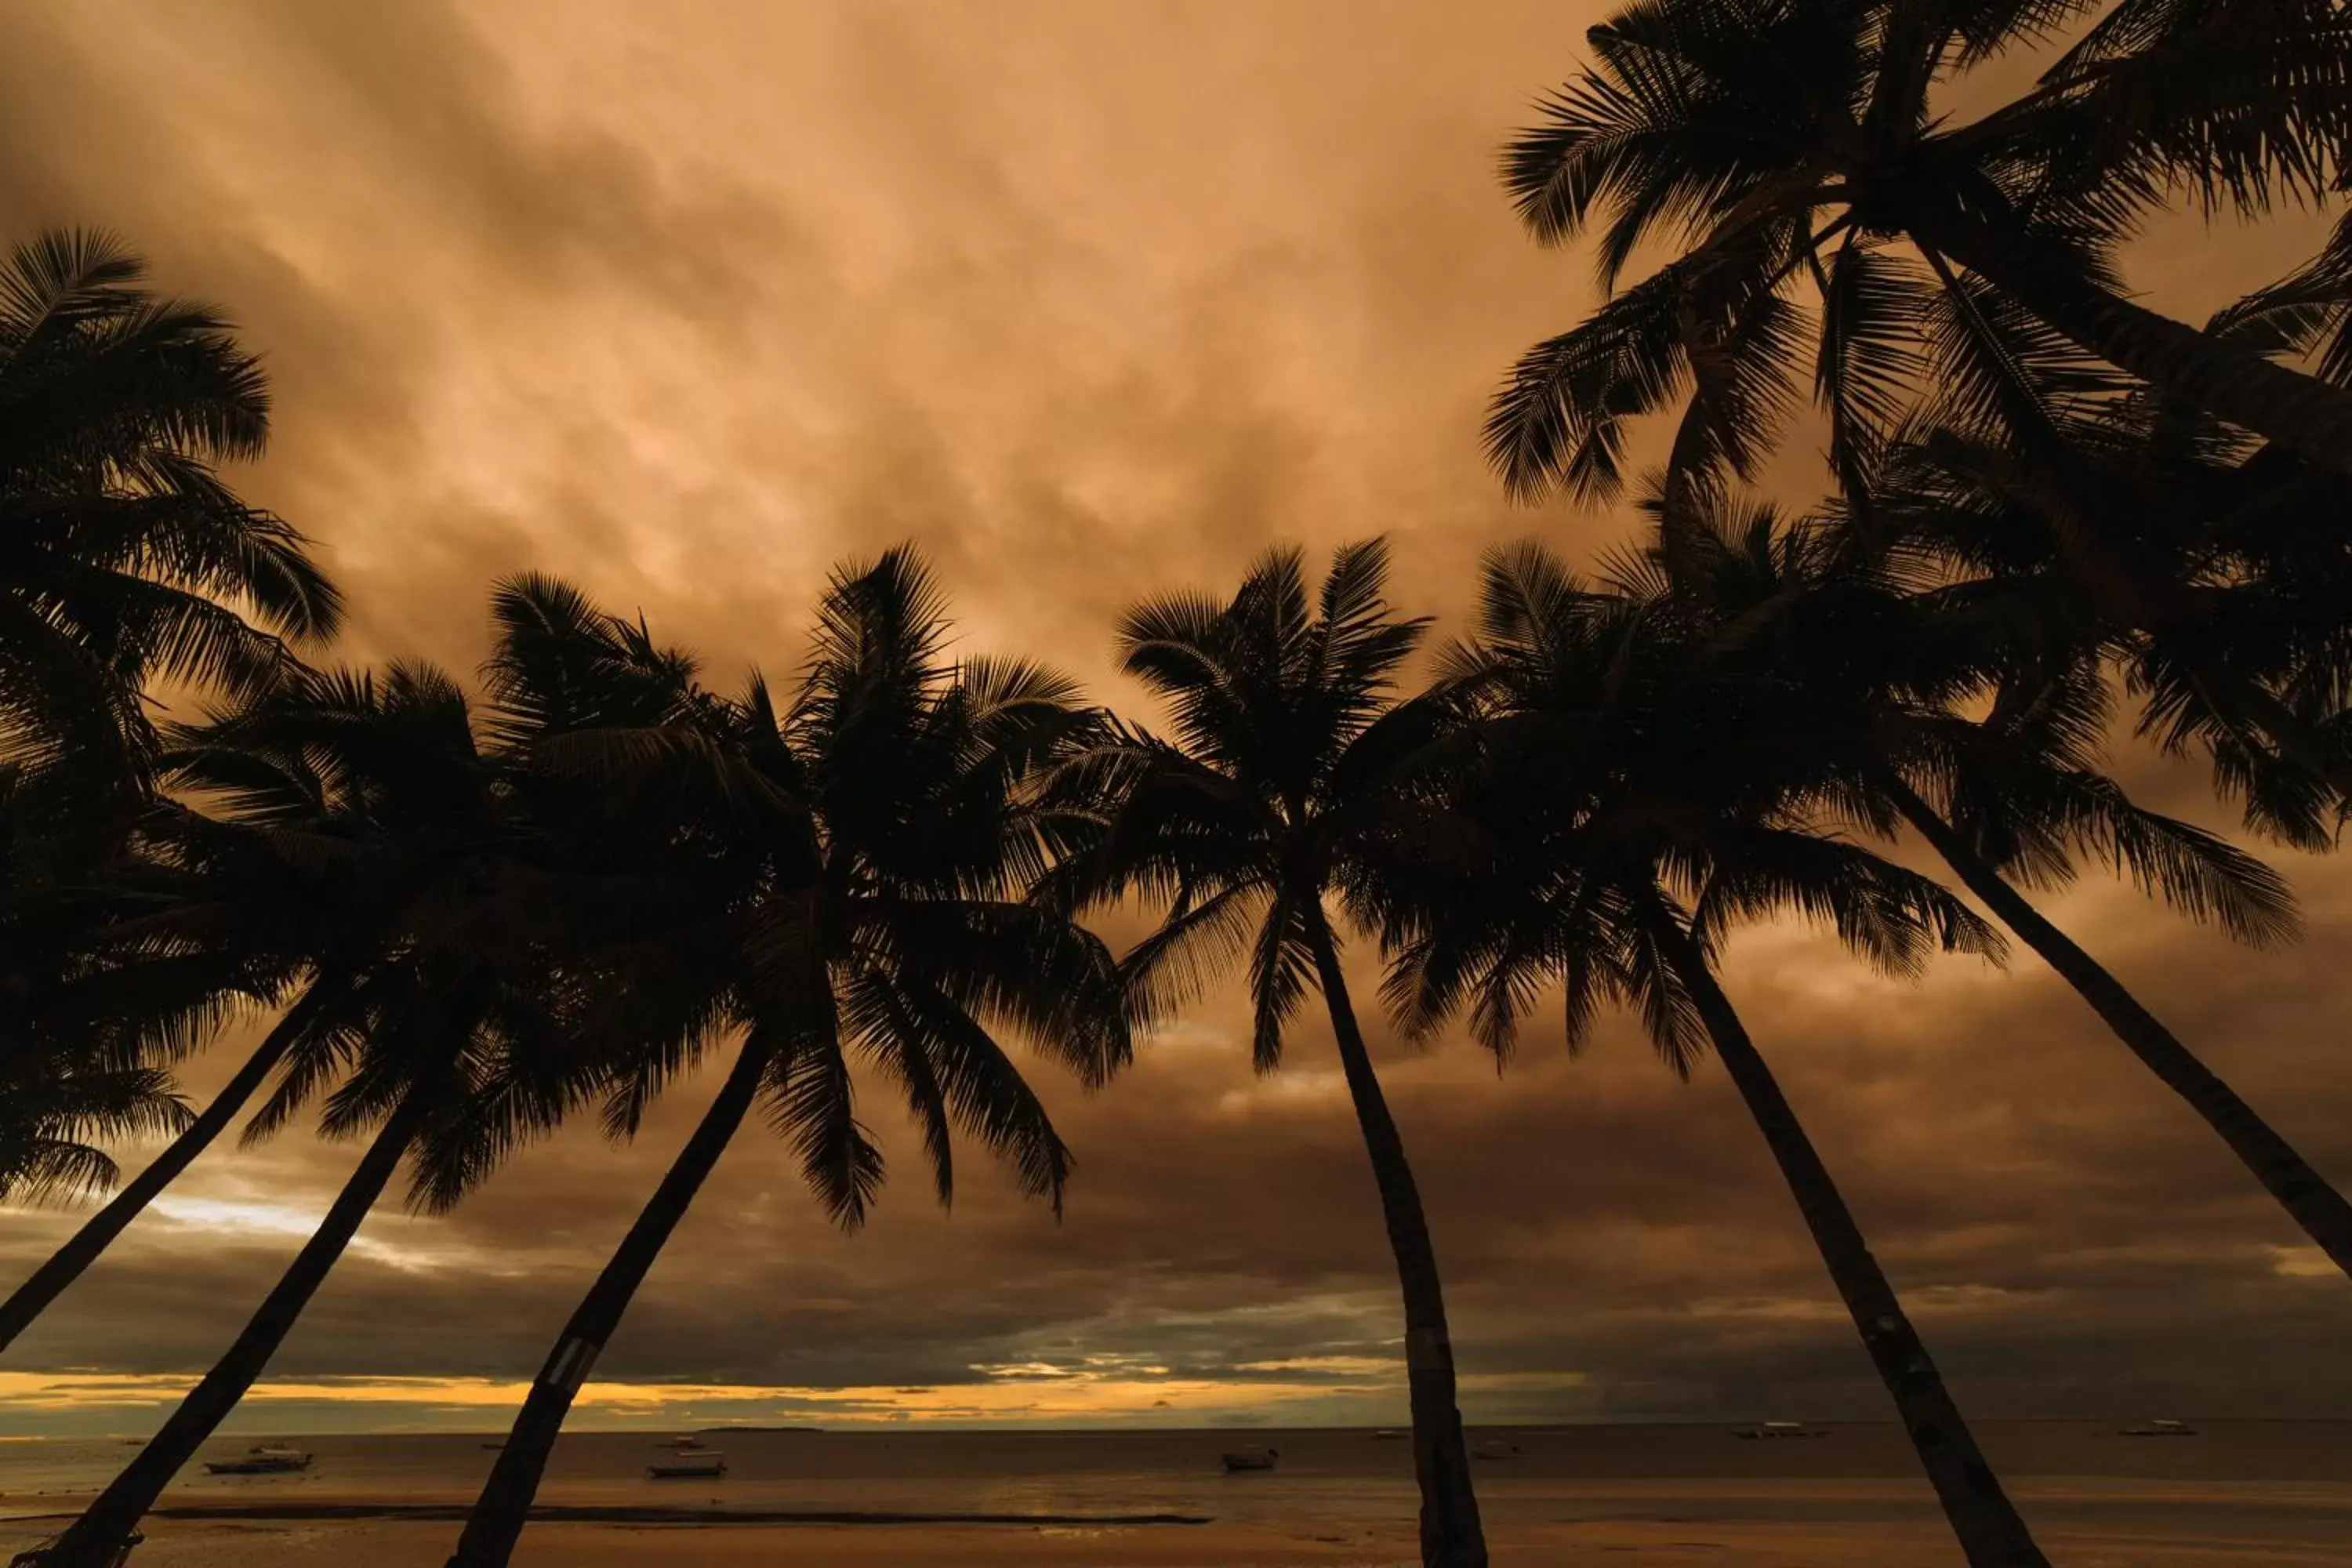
[5,1508,2345,1566]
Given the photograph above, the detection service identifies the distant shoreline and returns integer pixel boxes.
[689,1425,826,1434]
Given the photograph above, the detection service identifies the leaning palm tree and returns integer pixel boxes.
[0,653,555,1355]
[0,761,213,1215]
[1649,501,2352,1279]
[1485,0,2352,504]
[1046,541,1488,1568]
[447,554,1130,1568]
[1877,416,2352,840]
[0,228,340,802]
[39,662,578,1568]
[1864,225,2352,844]
[0,1037,190,1213]
[0,827,379,1353]
[1395,541,2043,1568]
[0,227,339,1327]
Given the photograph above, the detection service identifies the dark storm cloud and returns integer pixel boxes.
[0,0,2347,1435]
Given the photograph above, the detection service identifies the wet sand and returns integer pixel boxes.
[9,1508,2345,1567]
[8,1483,2347,1568]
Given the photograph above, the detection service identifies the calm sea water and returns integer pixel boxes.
[4,1423,2348,1545]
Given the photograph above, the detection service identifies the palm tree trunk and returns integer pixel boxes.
[1889,782,2352,1279]
[38,1081,434,1568]
[446,1035,773,1568]
[0,987,326,1356]
[1301,906,1487,1568]
[1914,209,2352,473]
[1648,906,2047,1568]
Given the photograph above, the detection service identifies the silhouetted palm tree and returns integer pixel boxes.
[41,663,577,1568]
[1486,1,2352,504]
[1048,541,1488,1568]
[0,762,211,1213]
[1653,500,2352,1279]
[0,229,339,802]
[0,648,568,1354]
[1869,227,2352,844]
[0,226,338,1239]
[0,835,366,1354]
[448,554,1129,1568]
[1392,540,2044,1568]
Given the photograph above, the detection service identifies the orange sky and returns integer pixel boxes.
[0,0,2347,1435]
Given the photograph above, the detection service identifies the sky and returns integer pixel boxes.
[1,0,2348,1436]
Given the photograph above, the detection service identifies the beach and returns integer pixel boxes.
[4,1423,2346,1565]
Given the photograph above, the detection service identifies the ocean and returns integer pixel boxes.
[5,1421,2349,1553]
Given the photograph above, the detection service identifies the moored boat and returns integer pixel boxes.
[1471,1438,1523,1460]
[203,1444,313,1475]
[647,1443,727,1478]
[1220,1443,1279,1472]
[2120,1418,2198,1437]
[1733,1421,1824,1439]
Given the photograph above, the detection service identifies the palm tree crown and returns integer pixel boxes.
[1487,0,2352,505]
[0,229,340,795]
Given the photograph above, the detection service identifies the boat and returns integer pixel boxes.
[203,1444,313,1475]
[1220,1444,1279,1472]
[480,1441,505,1450]
[1733,1421,1825,1439]
[647,1444,727,1479]
[1472,1438,1523,1460]
[1370,1428,1409,1439]
[2120,1419,2198,1437]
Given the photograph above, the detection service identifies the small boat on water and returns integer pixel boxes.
[647,1443,727,1479]
[1471,1438,1523,1461]
[1370,1428,1409,1439]
[2121,1419,2198,1437]
[1733,1421,1825,1440]
[204,1444,313,1475]
[1221,1444,1279,1472]
[480,1441,505,1450]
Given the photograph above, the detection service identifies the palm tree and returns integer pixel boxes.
[1647,499,2352,1279]
[0,938,350,1353]
[0,1034,190,1213]
[0,651,555,1355]
[0,761,212,1215]
[1392,539,2042,1566]
[1864,229,2352,844]
[1880,778,2352,1277]
[0,227,343,1348]
[39,662,579,1568]
[447,553,1130,1568]
[0,228,340,803]
[1485,0,2352,503]
[1046,541,1487,1568]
